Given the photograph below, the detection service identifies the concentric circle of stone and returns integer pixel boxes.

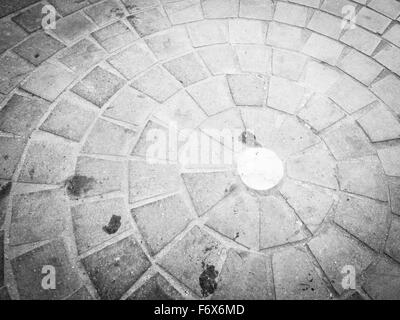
[1,0,400,301]
[236,147,284,191]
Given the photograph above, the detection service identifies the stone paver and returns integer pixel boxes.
[13,32,65,66]
[298,94,345,131]
[206,191,260,249]
[71,66,125,107]
[186,19,228,47]
[72,198,131,254]
[198,44,240,75]
[0,52,35,95]
[182,171,238,216]
[0,21,27,54]
[377,146,400,177]
[235,44,271,74]
[239,0,273,20]
[371,74,400,115]
[385,216,400,263]
[259,195,307,249]
[92,21,139,53]
[188,76,235,114]
[52,12,96,43]
[273,246,333,299]
[280,179,334,233]
[268,76,307,114]
[0,137,25,180]
[11,3,52,33]
[213,249,274,300]
[82,236,150,300]
[227,74,267,106]
[57,39,106,73]
[107,40,156,79]
[145,26,192,61]
[163,53,209,87]
[389,182,400,215]
[21,62,76,101]
[363,257,400,300]
[40,93,97,142]
[84,0,125,26]
[159,226,225,297]
[2,0,400,300]
[130,66,181,103]
[74,156,124,198]
[338,49,384,85]
[337,156,387,201]
[357,103,400,142]
[321,120,375,160]
[18,132,78,184]
[129,160,181,203]
[104,86,158,126]
[11,239,81,300]
[128,273,182,300]
[308,225,375,294]
[10,189,68,245]
[82,119,136,156]
[287,143,338,189]
[0,94,50,137]
[132,195,193,255]
[334,193,389,251]
[127,7,171,37]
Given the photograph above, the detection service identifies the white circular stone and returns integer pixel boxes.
[236,147,284,191]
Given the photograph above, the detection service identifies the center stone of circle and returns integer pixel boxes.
[236,147,284,191]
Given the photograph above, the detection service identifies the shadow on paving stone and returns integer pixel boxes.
[64,175,95,198]
[0,182,12,227]
[102,215,121,235]
[199,263,219,297]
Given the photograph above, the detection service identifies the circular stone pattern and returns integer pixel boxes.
[236,147,284,191]
[1,0,400,301]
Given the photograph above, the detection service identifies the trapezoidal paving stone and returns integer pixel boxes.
[2,4,400,299]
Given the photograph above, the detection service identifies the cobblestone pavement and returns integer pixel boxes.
[1,0,400,300]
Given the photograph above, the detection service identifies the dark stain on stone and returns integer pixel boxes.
[103,215,122,235]
[34,53,40,58]
[3,155,8,160]
[234,232,240,240]
[0,182,12,199]
[240,130,259,147]
[224,183,237,194]
[64,175,95,198]
[199,264,218,297]
[28,167,35,180]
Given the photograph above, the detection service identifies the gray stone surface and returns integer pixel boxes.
[11,239,81,300]
[132,195,193,255]
[159,226,225,297]
[0,0,41,19]
[21,62,76,101]
[308,225,375,294]
[18,132,78,184]
[385,216,400,263]
[10,189,68,245]
[337,156,387,201]
[128,273,182,300]
[0,137,25,180]
[40,93,97,142]
[0,94,50,137]
[82,236,150,300]
[57,39,106,73]
[72,198,131,254]
[107,41,156,79]
[259,195,307,249]
[71,66,125,107]
[0,21,27,54]
[227,74,267,106]
[334,193,389,251]
[52,12,95,43]
[0,52,35,95]
[377,146,400,177]
[182,171,237,216]
[273,246,333,300]
[11,3,49,33]
[127,7,171,37]
[92,21,138,53]
[84,0,125,26]
[129,160,181,203]
[213,249,274,300]
[13,32,65,66]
